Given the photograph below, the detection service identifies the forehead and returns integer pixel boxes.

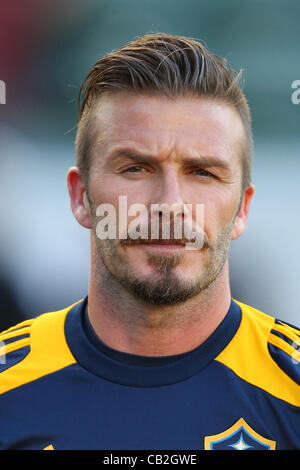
[90,92,245,164]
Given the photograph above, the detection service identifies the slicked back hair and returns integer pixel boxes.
[76,33,253,190]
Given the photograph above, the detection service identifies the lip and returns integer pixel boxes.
[130,242,186,251]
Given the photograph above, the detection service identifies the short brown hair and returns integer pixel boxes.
[76,33,253,189]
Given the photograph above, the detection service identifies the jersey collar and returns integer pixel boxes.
[64,296,241,387]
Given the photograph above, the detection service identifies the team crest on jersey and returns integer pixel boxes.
[204,418,276,450]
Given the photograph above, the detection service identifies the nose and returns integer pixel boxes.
[151,168,185,221]
[148,169,189,243]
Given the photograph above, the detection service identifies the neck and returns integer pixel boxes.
[87,259,232,357]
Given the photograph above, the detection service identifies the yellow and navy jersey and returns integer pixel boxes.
[0,297,299,450]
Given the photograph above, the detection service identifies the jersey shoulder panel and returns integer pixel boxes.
[0,300,80,395]
[216,300,300,407]
[0,318,34,373]
[268,318,300,386]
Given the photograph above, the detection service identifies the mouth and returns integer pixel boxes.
[140,239,185,245]
[121,239,187,251]
[119,232,209,250]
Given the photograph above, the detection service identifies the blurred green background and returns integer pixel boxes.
[0,0,299,329]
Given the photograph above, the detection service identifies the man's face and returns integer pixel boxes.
[83,93,253,305]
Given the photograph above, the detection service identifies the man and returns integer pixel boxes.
[0,33,299,451]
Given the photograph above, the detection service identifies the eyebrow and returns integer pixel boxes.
[107,148,232,172]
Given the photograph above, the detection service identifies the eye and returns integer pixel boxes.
[123,165,146,173]
[192,168,214,178]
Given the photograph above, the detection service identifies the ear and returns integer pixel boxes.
[66,166,93,229]
[231,183,255,240]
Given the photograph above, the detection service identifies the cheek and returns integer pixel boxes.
[199,191,240,237]
[91,172,150,204]
[89,176,124,208]
[89,180,151,240]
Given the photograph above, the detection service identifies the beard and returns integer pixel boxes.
[91,222,233,307]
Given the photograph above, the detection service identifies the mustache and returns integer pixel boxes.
[119,224,210,248]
